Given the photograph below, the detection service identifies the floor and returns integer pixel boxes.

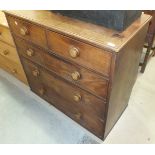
[0,56,155,144]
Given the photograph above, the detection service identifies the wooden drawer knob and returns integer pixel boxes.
[32,69,39,77]
[0,31,2,35]
[12,69,17,74]
[69,46,79,58]
[75,113,82,120]
[73,94,82,102]
[71,71,81,81]
[26,49,34,57]
[38,88,45,96]
[3,50,10,55]
[20,27,28,36]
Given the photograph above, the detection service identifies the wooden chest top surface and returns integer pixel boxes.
[4,10,151,52]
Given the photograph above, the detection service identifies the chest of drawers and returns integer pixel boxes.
[4,10,151,139]
[0,11,28,85]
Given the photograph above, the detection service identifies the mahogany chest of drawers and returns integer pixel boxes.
[0,11,28,85]
[4,10,151,140]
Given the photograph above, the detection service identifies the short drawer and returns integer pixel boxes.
[0,26,15,46]
[7,15,47,48]
[15,37,109,99]
[22,58,105,138]
[0,40,20,64]
[0,55,28,85]
[47,30,112,76]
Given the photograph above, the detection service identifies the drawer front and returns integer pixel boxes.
[22,58,105,138]
[47,31,112,76]
[14,36,44,65]
[43,51,109,99]
[0,26,15,46]
[7,15,47,48]
[0,40,20,64]
[15,37,109,99]
[0,55,28,85]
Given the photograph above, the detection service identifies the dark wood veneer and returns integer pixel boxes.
[47,30,112,76]
[22,58,105,138]
[14,36,109,100]
[5,10,151,140]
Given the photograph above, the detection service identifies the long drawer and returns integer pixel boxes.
[0,55,28,84]
[0,40,20,64]
[47,30,112,76]
[21,57,106,138]
[15,36,109,99]
[0,25,15,46]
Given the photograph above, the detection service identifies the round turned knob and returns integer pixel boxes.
[69,46,79,58]
[12,69,17,74]
[0,32,2,35]
[75,113,81,120]
[71,71,81,81]
[20,27,28,36]
[73,94,82,102]
[3,50,9,55]
[32,69,39,77]
[38,88,45,96]
[26,49,34,57]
